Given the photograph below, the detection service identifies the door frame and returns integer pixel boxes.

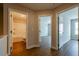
[38,15,52,48]
[56,6,79,50]
[70,19,78,40]
[8,8,28,55]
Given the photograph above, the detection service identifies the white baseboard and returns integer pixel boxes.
[26,44,40,49]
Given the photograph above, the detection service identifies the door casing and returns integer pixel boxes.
[8,8,28,55]
[38,15,52,48]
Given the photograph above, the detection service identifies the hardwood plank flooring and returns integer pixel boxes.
[11,37,78,56]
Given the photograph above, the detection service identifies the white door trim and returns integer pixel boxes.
[8,8,28,55]
[38,15,52,48]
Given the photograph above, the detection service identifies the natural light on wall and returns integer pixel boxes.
[59,23,63,34]
[75,22,78,35]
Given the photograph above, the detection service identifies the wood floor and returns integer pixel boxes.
[11,37,78,56]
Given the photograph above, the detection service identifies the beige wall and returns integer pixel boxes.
[27,11,40,48]
[13,23,26,38]
[3,4,39,49]
[12,11,26,24]
[3,4,27,35]
[3,4,28,54]
[12,12,26,39]
[3,3,78,50]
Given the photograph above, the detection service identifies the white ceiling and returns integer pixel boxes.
[20,3,63,11]
[59,7,78,23]
[60,7,78,18]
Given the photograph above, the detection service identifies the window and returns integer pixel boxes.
[59,23,63,34]
[75,22,78,35]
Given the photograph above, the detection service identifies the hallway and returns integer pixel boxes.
[40,36,51,48]
[11,38,78,56]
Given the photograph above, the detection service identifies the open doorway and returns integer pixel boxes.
[57,7,78,55]
[39,16,51,48]
[8,9,27,55]
[71,19,78,41]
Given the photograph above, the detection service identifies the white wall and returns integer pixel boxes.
[59,7,78,48]
[66,7,78,40]
[70,19,78,40]
[59,15,71,48]
[68,10,78,41]
[40,16,51,36]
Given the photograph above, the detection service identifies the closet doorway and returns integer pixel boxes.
[8,9,27,55]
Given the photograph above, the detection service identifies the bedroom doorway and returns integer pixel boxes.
[57,7,78,56]
[39,16,52,48]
